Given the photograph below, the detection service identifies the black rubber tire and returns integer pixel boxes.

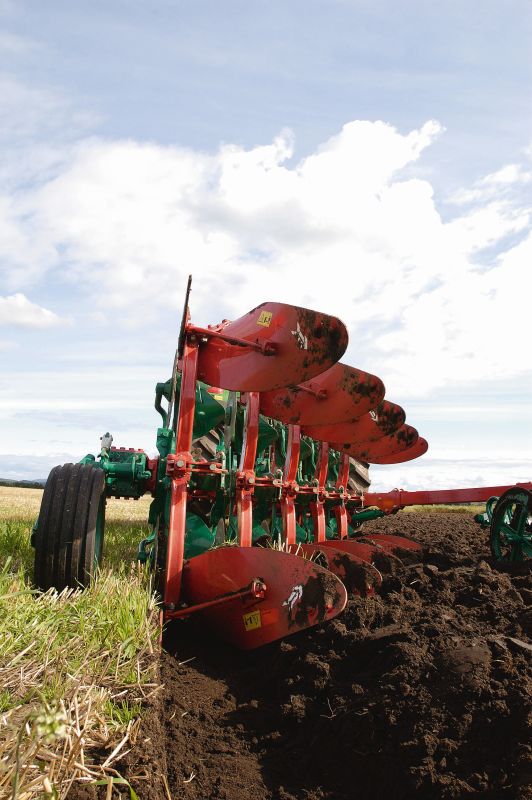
[34,463,106,591]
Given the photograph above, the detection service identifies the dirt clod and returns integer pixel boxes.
[82,512,532,800]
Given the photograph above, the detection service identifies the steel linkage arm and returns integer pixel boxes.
[280,424,301,546]
[309,442,329,543]
[236,392,260,548]
[331,453,351,539]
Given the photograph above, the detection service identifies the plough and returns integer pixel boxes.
[32,280,531,649]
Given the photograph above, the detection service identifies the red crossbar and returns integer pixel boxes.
[364,483,532,511]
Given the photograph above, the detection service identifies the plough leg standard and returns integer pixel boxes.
[32,279,530,649]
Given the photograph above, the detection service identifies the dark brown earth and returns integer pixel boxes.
[72,512,532,800]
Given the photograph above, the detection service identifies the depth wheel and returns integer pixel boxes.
[490,487,532,562]
[34,463,106,591]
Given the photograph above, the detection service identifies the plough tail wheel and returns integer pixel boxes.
[34,463,106,591]
[286,542,382,596]
[490,487,532,562]
[180,548,347,649]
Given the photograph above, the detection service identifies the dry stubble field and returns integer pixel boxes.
[1,487,531,800]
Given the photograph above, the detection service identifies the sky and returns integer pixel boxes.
[1,0,531,491]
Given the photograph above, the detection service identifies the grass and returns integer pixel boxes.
[0,488,152,574]
[0,487,158,800]
[401,503,484,514]
[0,486,486,798]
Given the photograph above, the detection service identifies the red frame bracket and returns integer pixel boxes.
[163,339,199,610]
[187,322,277,355]
[236,392,260,547]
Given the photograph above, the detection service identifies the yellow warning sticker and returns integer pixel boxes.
[243,610,262,631]
[257,311,273,327]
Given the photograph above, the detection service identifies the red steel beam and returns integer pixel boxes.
[236,392,260,548]
[164,338,199,609]
[364,483,532,512]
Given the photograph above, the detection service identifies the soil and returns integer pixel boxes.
[71,512,532,800]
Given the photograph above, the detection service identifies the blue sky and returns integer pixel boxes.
[1,0,531,490]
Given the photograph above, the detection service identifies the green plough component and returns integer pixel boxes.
[474,496,499,529]
[350,507,385,529]
[489,487,532,562]
[81,445,151,499]
[155,377,226,438]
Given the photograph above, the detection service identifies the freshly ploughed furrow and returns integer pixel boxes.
[109,511,531,800]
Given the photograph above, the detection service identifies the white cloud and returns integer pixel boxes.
[0,74,66,141]
[482,164,532,186]
[449,161,532,205]
[0,73,99,169]
[0,118,530,404]
[0,31,33,53]
[0,293,64,327]
[371,458,532,492]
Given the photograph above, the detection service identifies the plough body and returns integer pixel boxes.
[32,280,531,648]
